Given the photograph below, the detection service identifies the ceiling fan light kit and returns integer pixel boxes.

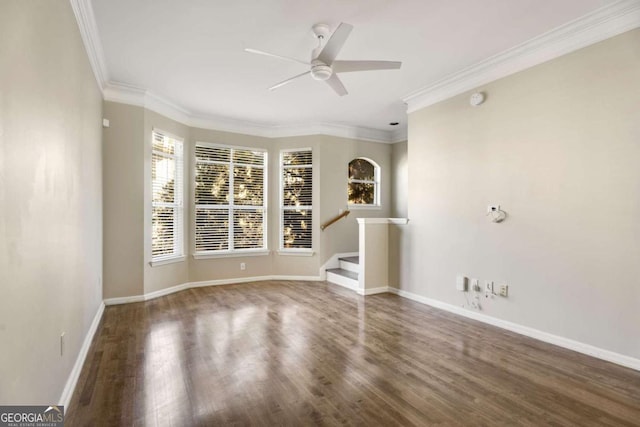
[245,22,402,96]
[310,61,332,81]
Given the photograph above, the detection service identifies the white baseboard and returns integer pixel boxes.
[388,287,640,372]
[103,275,322,306]
[269,275,322,282]
[142,283,191,300]
[326,271,359,292]
[102,294,145,305]
[188,275,322,289]
[360,286,390,296]
[59,301,105,409]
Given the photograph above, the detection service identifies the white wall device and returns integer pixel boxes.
[470,92,485,106]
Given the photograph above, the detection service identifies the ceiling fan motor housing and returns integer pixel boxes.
[310,60,332,81]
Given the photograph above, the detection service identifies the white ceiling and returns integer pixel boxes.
[90,0,615,135]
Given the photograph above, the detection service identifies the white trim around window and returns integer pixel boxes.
[151,129,184,264]
[347,157,380,208]
[193,142,268,257]
[280,148,313,254]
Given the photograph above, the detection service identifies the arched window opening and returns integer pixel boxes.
[348,158,379,207]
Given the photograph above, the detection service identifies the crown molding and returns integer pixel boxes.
[390,127,408,143]
[103,81,399,143]
[73,0,638,142]
[266,122,396,143]
[69,0,108,89]
[403,0,640,113]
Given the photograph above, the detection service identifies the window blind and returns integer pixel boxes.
[281,149,313,250]
[194,144,267,254]
[151,130,184,260]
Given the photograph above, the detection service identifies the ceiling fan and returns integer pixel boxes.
[245,23,401,96]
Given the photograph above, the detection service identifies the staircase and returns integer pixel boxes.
[326,256,359,291]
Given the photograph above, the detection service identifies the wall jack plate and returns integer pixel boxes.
[499,284,508,297]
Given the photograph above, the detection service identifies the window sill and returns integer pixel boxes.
[277,250,315,257]
[348,204,382,210]
[150,256,186,267]
[193,250,271,260]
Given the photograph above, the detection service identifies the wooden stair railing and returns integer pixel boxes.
[321,210,350,231]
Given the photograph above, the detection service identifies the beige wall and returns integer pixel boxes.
[102,102,144,298]
[359,223,389,290]
[102,105,393,293]
[400,29,640,359]
[0,0,103,404]
[388,141,408,288]
[319,136,392,263]
[390,141,408,218]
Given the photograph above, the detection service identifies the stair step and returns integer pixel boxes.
[338,256,359,265]
[326,268,359,291]
[326,268,358,280]
[338,256,360,273]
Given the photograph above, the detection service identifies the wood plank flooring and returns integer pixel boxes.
[66,281,640,426]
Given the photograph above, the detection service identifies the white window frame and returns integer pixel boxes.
[151,129,184,265]
[279,148,313,254]
[347,157,381,209]
[193,142,268,259]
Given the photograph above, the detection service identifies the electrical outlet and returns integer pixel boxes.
[499,284,508,297]
[240,262,246,271]
[471,279,480,292]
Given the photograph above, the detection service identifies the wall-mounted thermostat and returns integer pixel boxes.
[470,92,485,107]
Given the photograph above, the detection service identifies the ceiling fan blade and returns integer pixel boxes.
[332,60,402,73]
[269,71,311,91]
[325,74,348,96]
[245,48,310,66]
[317,23,353,65]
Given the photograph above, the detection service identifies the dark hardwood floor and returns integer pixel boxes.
[66,281,640,426]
